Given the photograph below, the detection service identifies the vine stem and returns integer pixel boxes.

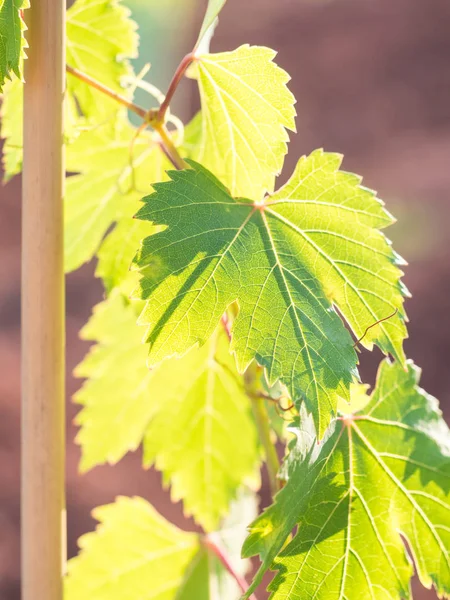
[66,64,148,120]
[153,123,187,170]
[157,53,195,122]
[66,64,187,171]
[202,537,259,600]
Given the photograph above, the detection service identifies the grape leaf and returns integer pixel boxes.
[96,218,158,295]
[0,0,28,90]
[95,114,203,293]
[243,359,450,599]
[65,118,169,274]
[1,0,138,180]
[75,292,260,531]
[65,493,257,600]
[133,153,407,436]
[64,496,200,600]
[191,44,296,199]
[66,0,138,120]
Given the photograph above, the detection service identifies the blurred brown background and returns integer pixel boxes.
[1,0,449,597]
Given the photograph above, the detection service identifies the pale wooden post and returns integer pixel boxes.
[21,1,66,599]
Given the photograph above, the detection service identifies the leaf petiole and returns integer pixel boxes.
[157,52,195,123]
[202,536,259,600]
[66,64,148,120]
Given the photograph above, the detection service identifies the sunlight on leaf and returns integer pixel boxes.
[134,155,407,436]
[191,44,296,199]
[243,360,450,599]
[75,292,260,531]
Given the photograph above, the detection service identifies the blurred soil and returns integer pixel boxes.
[1,0,449,597]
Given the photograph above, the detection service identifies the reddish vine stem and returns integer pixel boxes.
[153,123,187,170]
[66,64,148,120]
[157,53,195,122]
[65,64,187,171]
[203,537,259,600]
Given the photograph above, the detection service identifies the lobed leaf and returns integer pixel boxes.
[65,496,200,600]
[1,0,138,180]
[66,0,138,120]
[191,44,296,199]
[75,292,260,531]
[243,360,450,599]
[65,493,256,600]
[65,117,169,276]
[133,154,407,436]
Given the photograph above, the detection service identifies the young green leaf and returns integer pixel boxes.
[0,0,28,90]
[195,0,227,51]
[65,496,200,600]
[65,118,169,274]
[75,292,259,532]
[65,493,257,600]
[133,153,407,436]
[66,0,138,120]
[191,44,296,199]
[1,0,139,180]
[95,113,203,293]
[243,360,450,599]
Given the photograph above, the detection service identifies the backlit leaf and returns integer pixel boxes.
[191,44,296,199]
[66,0,138,120]
[133,153,407,436]
[65,118,169,274]
[243,360,450,599]
[65,496,200,600]
[75,292,260,531]
[1,0,139,179]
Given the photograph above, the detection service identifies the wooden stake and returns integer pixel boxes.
[22,1,66,599]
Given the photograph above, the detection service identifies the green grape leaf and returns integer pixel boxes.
[0,0,28,90]
[75,292,259,531]
[64,496,200,600]
[195,0,227,51]
[95,113,202,292]
[1,0,138,180]
[133,153,407,436]
[96,218,159,295]
[191,44,296,199]
[66,0,138,120]
[65,118,170,274]
[65,493,257,600]
[243,359,450,599]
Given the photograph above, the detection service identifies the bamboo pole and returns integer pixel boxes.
[22,1,66,599]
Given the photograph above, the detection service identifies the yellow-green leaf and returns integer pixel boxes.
[66,0,138,120]
[75,292,260,531]
[65,496,200,600]
[65,118,169,274]
[243,360,450,599]
[191,44,296,199]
